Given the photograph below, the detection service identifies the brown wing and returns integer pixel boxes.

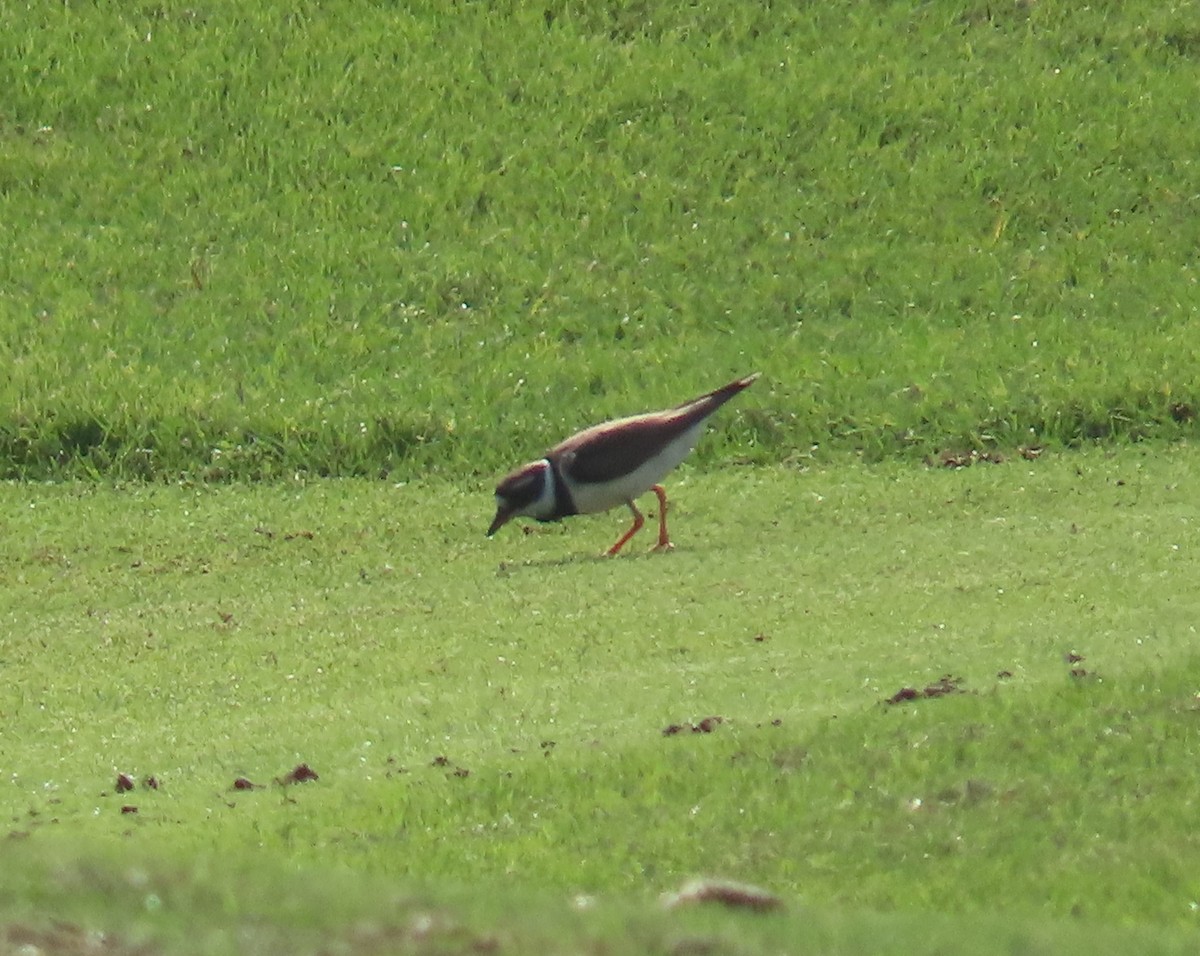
[550,414,694,484]
[548,373,759,485]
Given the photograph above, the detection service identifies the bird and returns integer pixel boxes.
[487,372,760,555]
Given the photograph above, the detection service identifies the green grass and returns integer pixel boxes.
[6,849,1200,956]
[2,0,1199,479]
[5,2,1200,951]
[4,445,1200,950]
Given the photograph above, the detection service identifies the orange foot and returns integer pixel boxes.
[650,484,673,552]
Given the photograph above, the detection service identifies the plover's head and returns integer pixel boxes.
[487,459,555,536]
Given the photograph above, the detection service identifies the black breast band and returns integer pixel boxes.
[547,457,578,519]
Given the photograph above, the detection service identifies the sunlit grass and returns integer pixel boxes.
[4,445,1200,952]
[1,0,1198,479]
[4,1,1200,951]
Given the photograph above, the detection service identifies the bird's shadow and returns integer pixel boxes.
[494,547,681,574]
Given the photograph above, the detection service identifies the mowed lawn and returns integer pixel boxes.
[4,445,1200,952]
[4,0,1200,952]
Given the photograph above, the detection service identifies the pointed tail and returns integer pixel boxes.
[675,372,761,413]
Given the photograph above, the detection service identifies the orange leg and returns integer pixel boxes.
[606,500,645,556]
[650,484,674,551]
